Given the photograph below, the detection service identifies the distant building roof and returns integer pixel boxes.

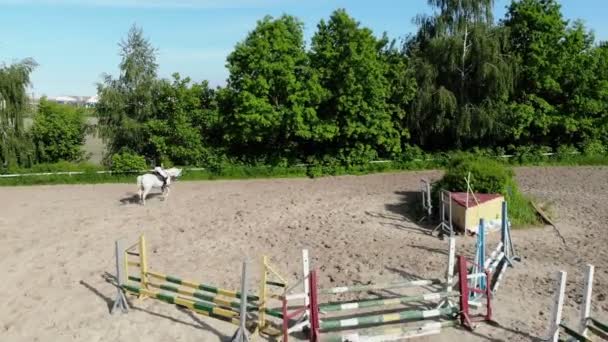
[86,95,98,104]
[51,96,78,103]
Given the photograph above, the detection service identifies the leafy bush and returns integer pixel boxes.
[555,145,579,163]
[435,154,514,194]
[511,145,552,165]
[110,151,148,172]
[433,155,539,227]
[582,140,606,156]
[31,99,87,163]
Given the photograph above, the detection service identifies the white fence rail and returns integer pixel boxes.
[0,167,207,178]
[0,151,587,178]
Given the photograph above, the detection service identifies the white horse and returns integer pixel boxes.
[136,167,183,205]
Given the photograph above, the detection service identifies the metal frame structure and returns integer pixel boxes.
[432,190,454,238]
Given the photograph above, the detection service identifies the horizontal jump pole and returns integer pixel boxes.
[128,275,283,319]
[319,291,460,313]
[122,284,241,325]
[146,270,260,302]
[320,279,442,295]
[319,306,458,330]
[559,324,592,342]
[491,260,508,293]
[484,243,504,269]
[323,320,456,342]
[488,252,505,272]
[590,318,608,334]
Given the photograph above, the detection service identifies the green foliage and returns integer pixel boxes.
[8,4,608,178]
[408,0,515,148]
[144,74,208,166]
[433,155,540,226]
[96,24,159,161]
[0,58,37,168]
[222,15,322,163]
[310,9,401,163]
[510,145,552,164]
[436,155,515,194]
[110,150,148,172]
[31,99,87,163]
[504,0,608,147]
[583,140,606,156]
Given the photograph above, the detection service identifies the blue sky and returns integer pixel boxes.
[1,0,607,97]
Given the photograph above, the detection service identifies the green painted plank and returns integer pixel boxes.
[320,307,457,330]
[319,292,458,312]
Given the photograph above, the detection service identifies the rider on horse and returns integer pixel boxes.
[153,164,170,190]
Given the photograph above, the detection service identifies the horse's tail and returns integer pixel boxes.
[137,175,143,190]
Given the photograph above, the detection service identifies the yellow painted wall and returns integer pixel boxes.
[451,196,504,234]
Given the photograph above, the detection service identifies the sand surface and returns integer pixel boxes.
[0,166,606,341]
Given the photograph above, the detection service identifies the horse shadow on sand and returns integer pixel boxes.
[119,192,164,205]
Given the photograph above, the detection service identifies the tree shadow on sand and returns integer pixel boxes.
[365,191,436,235]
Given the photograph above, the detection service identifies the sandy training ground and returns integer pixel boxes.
[0,166,607,341]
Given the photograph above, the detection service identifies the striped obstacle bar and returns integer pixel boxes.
[282,237,461,342]
[308,255,492,342]
[470,201,519,306]
[257,255,288,336]
[547,265,608,342]
[110,235,283,341]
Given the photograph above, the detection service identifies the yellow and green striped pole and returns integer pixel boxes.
[258,255,288,334]
[123,284,241,324]
[145,271,259,301]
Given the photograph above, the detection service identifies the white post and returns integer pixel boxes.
[579,265,594,338]
[438,236,456,309]
[302,249,310,321]
[111,239,129,314]
[548,271,567,342]
[231,261,250,342]
[446,236,456,292]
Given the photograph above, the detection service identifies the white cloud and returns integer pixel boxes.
[0,0,286,9]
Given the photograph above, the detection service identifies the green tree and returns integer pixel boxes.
[222,15,322,163]
[0,58,37,168]
[310,9,399,164]
[504,0,608,146]
[408,0,515,148]
[31,99,87,163]
[144,74,208,166]
[381,37,417,150]
[96,24,159,162]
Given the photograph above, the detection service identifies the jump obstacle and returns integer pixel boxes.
[111,235,285,340]
[431,189,454,238]
[279,236,495,341]
[110,217,516,342]
[469,201,520,307]
[547,265,608,342]
[418,179,432,223]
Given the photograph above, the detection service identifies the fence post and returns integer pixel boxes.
[548,271,567,342]
[231,261,251,342]
[579,265,594,338]
[139,235,149,295]
[111,239,129,314]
